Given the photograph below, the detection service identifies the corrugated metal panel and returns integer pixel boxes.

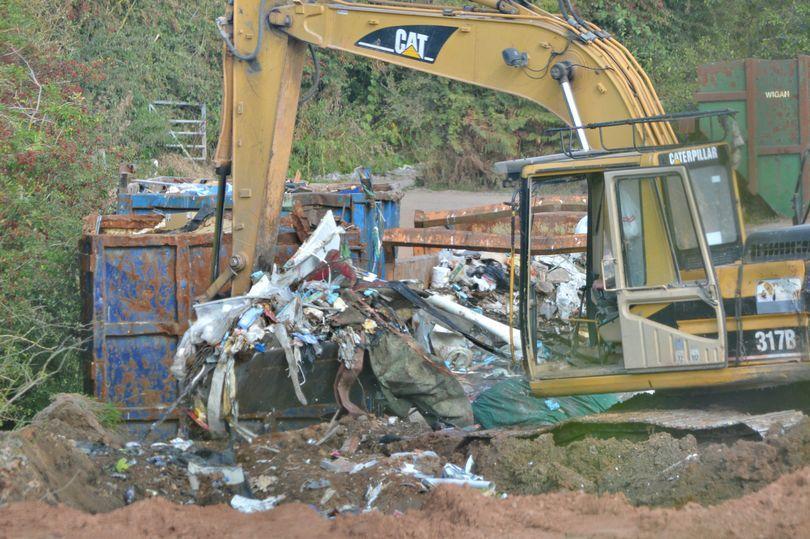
[696,56,810,217]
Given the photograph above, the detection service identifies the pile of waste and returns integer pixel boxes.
[532,254,587,320]
[97,415,494,515]
[171,211,478,440]
[427,249,587,322]
[163,207,611,451]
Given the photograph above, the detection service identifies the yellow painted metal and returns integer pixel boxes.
[266,0,674,149]
[530,361,810,397]
[218,0,679,293]
[229,1,306,293]
[213,42,233,170]
[521,153,643,179]
[716,259,805,298]
[678,313,807,335]
[629,302,669,318]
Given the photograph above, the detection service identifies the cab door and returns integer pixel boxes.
[603,166,727,370]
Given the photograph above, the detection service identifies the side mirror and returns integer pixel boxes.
[601,255,618,292]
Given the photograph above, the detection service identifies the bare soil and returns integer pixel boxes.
[3,394,810,536]
[470,419,810,506]
[2,467,809,538]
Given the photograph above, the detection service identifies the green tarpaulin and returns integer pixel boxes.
[472,378,619,429]
[368,332,474,427]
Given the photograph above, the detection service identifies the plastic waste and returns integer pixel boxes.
[431,266,451,289]
[170,438,193,451]
[302,478,332,490]
[472,378,619,429]
[364,482,384,512]
[187,461,245,491]
[350,459,378,474]
[247,273,294,303]
[237,305,264,330]
[280,210,343,285]
[230,494,286,514]
[115,457,130,473]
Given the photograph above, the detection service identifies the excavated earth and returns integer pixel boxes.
[1,393,810,537]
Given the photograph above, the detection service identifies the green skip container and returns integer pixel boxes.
[695,56,810,217]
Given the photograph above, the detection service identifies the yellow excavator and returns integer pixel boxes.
[210,0,810,400]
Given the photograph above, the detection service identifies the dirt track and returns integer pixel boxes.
[2,467,809,538]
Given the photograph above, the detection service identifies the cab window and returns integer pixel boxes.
[616,173,708,288]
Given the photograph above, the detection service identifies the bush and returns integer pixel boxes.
[0,0,112,425]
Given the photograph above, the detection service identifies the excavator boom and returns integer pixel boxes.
[214,0,676,293]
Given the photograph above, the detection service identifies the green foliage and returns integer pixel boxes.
[579,0,810,111]
[95,401,123,429]
[0,0,111,424]
[46,0,224,160]
[293,54,559,187]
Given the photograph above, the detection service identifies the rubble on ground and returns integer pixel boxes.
[4,391,810,520]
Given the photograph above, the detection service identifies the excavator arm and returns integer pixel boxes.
[214,0,677,294]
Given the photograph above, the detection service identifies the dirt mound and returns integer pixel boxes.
[471,417,810,506]
[2,467,810,538]
[30,393,123,447]
[0,427,122,513]
[0,394,125,513]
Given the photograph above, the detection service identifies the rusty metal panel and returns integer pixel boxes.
[412,196,585,256]
[464,211,585,237]
[696,56,810,216]
[82,216,231,425]
[413,195,587,228]
[383,227,586,254]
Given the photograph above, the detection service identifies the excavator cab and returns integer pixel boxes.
[513,154,731,394]
[496,112,756,396]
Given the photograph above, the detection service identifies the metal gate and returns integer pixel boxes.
[148,101,207,161]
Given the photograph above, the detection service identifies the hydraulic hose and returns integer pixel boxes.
[557,0,573,25]
[561,0,595,40]
[216,0,266,62]
[299,44,321,104]
[565,0,607,39]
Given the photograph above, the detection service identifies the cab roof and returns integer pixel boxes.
[493,150,643,179]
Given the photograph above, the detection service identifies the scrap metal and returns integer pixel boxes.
[383,227,586,254]
[412,195,587,228]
